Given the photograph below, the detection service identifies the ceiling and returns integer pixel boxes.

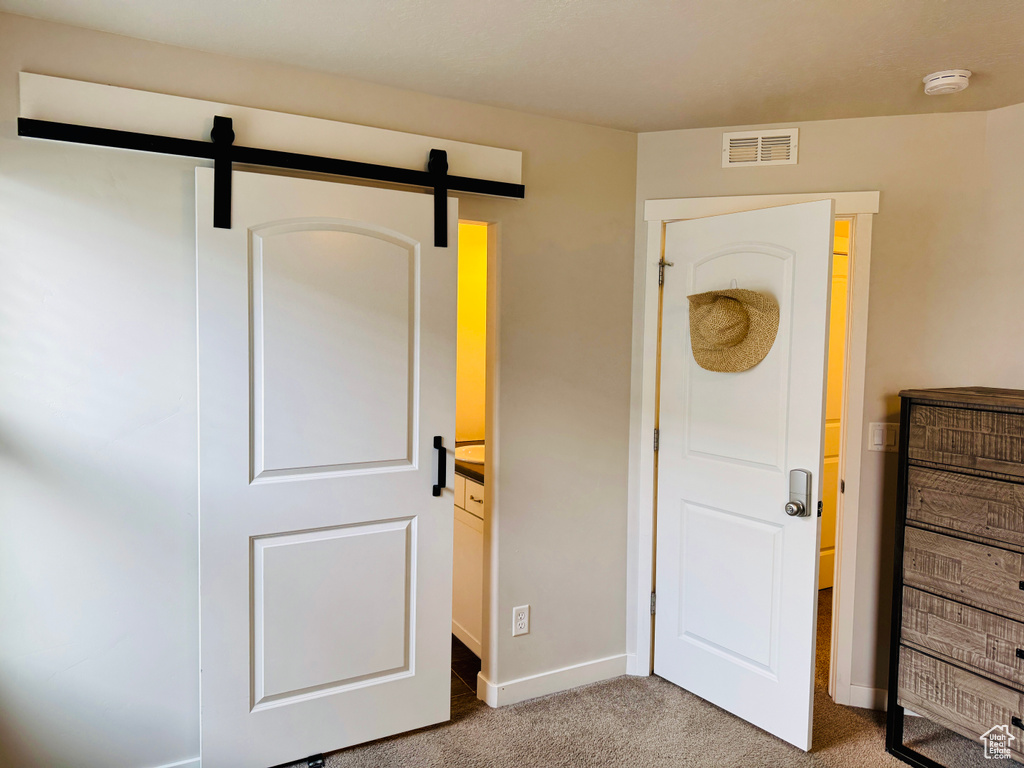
[4,0,1024,132]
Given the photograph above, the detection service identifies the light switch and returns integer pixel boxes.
[869,422,900,452]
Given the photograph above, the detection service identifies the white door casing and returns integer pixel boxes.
[653,200,834,750]
[197,169,457,768]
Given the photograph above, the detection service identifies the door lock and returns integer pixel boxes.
[786,469,812,517]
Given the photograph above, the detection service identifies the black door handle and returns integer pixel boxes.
[432,436,446,496]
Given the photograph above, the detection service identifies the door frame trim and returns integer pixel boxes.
[480,220,501,701]
[626,191,880,711]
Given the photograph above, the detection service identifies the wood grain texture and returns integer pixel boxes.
[902,587,1024,689]
[907,466,1024,549]
[901,388,1024,412]
[898,646,1024,763]
[909,405,1024,479]
[904,527,1024,622]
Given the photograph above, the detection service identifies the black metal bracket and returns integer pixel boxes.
[210,115,235,229]
[428,149,449,248]
[18,115,525,247]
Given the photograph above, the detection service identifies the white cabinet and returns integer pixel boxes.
[464,479,484,519]
[453,475,484,657]
[454,473,466,509]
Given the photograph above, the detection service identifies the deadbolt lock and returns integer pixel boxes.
[786,469,812,517]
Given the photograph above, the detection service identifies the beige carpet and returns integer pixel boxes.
[289,590,989,767]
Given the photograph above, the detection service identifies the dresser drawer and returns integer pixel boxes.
[904,527,1024,622]
[910,404,1024,479]
[908,466,1024,548]
[902,587,1024,688]
[898,646,1024,761]
[465,479,485,520]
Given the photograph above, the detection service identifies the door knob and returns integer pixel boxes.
[787,469,812,517]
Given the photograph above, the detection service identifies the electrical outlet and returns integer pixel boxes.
[512,605,530,637]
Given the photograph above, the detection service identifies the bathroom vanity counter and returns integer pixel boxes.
[454,459,484,484]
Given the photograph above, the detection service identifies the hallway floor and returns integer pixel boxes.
[450,635,481,704]
[287,589,989,767]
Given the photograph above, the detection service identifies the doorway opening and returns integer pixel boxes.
[451,220,490,703]
[818,216,852,695]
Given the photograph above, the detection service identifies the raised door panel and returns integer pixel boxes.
[252,221,417,480]
[678,501,783,673]
[685,246,793,471]
[253,521,413,708]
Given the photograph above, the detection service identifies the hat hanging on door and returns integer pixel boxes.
[687,288,780,373]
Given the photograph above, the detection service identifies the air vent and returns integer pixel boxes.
[722,129,799,168]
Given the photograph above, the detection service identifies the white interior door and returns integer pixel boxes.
[654,200,834,750]
[197,168,457,768]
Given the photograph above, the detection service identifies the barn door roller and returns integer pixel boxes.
[18,115,525,247]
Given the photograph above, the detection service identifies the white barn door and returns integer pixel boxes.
[197,169,457,767]
[654,201,834,750]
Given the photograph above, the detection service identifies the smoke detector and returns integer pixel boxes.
[922,69,972,95]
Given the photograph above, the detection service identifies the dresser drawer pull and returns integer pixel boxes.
[1014,716,1024,730]
[1019,581,1024,591]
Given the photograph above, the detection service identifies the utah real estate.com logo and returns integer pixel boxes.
[981,725,1015,760]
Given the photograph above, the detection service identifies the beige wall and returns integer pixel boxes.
[633,108,1024,693]
[986,101,1024,304]
[0,14,637,768]
[456,222,487,442]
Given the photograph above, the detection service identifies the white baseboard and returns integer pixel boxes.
[625,652,640,676]
[477,654,627,707]
[624,652,654,676]
[149,758,200,768]
[451,619,482,657]
[848,684,887,711]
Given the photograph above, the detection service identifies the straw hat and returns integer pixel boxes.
[686,288,780,373]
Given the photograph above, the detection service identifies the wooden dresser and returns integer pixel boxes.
[888,387,1024,766]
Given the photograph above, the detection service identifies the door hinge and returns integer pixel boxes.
[650,591,657,616]
[817,501,823,517]
[653,428,660,452]
[658,259,674,287]
[840,479,845,493]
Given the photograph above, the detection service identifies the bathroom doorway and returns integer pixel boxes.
[451,221,493,703]
[818,216,852,697]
